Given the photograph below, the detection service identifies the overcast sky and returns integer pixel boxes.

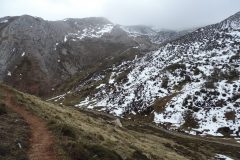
[1,0,240,30]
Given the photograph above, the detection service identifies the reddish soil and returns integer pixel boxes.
[4,90,57,160]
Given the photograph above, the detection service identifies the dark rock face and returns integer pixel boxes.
[0,15,139,95]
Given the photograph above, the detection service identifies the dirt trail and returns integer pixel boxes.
[4,90,57,160]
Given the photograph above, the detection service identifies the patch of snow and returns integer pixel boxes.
[96,84,105,89]
[64,36,67,42]
[64,24,114,41]
[21,52,25,57]
[7,71,11,76]
[46,92,71,102]
[0,19,8,23]
[56,22,240,136]
[214,154,234,160]
[109,72,116,84]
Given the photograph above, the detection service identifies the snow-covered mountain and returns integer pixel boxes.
[0,16,138,95]
[0,15,184,95]
[52,11,240,137]
[121,25,190,44]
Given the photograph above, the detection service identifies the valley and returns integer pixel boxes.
[0,84,240,160]
[0,10,240,160]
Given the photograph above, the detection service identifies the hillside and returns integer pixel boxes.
[1,9,240,160]
[50,11,240,137]
[0,15,137,95]
[1,83,240,159]
[0,15,185,96]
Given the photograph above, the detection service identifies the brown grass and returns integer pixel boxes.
[1,83,239,160]
[225,111,236,121]
[153,93,178,113]
[0,84,189,160]
[0,91,30,160]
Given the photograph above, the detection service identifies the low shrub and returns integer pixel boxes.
[182,110,199,129]
[0,144,10,156]
[164,63,186,71]
[87,145,122,160]
[204,81,215,89]
[63,142,123,160]
[0,103,7,115]
[132,150,149,160]
[51,123,77,139]
[161,77,169,88]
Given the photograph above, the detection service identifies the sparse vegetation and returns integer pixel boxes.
[174,76,191,91]
[161,77,169,88]
[217,127,232,137]
[204,81,215,89]
[227,69,239,82]
[229,53,240,63]
[193,67,201,76]
[0,100,30,160]
[164,63,186,71]
[115,69,131,83]
[225,111,236,121]
[1,84,188,160]
[209,67,239,83]
[182,110,199,129]
[56,123,77,139]
[0,144,10,157]
[55,48,140,94]
[0,103,7,115]
[1,83,240,160]
[153,93,178,113]
[62,141,123,160]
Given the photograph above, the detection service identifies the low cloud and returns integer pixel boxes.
[1,0,240,30]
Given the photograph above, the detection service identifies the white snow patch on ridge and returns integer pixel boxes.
[0,19,8,23]
[64,24,114,42]
[215,154,234,160]
[7,71,11,76]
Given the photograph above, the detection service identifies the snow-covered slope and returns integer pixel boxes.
[121,25,156,37]
[121,25,191,44]
[51,12,240,137]
[62,17,115,41]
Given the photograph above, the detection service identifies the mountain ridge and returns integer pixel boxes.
[50,11,240,137]
[1,11,240,137]
[0,14,187,96]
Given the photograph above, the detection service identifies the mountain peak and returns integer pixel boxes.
[221,11,240,29]
[63,17,112,25]
[18,15,43,21]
